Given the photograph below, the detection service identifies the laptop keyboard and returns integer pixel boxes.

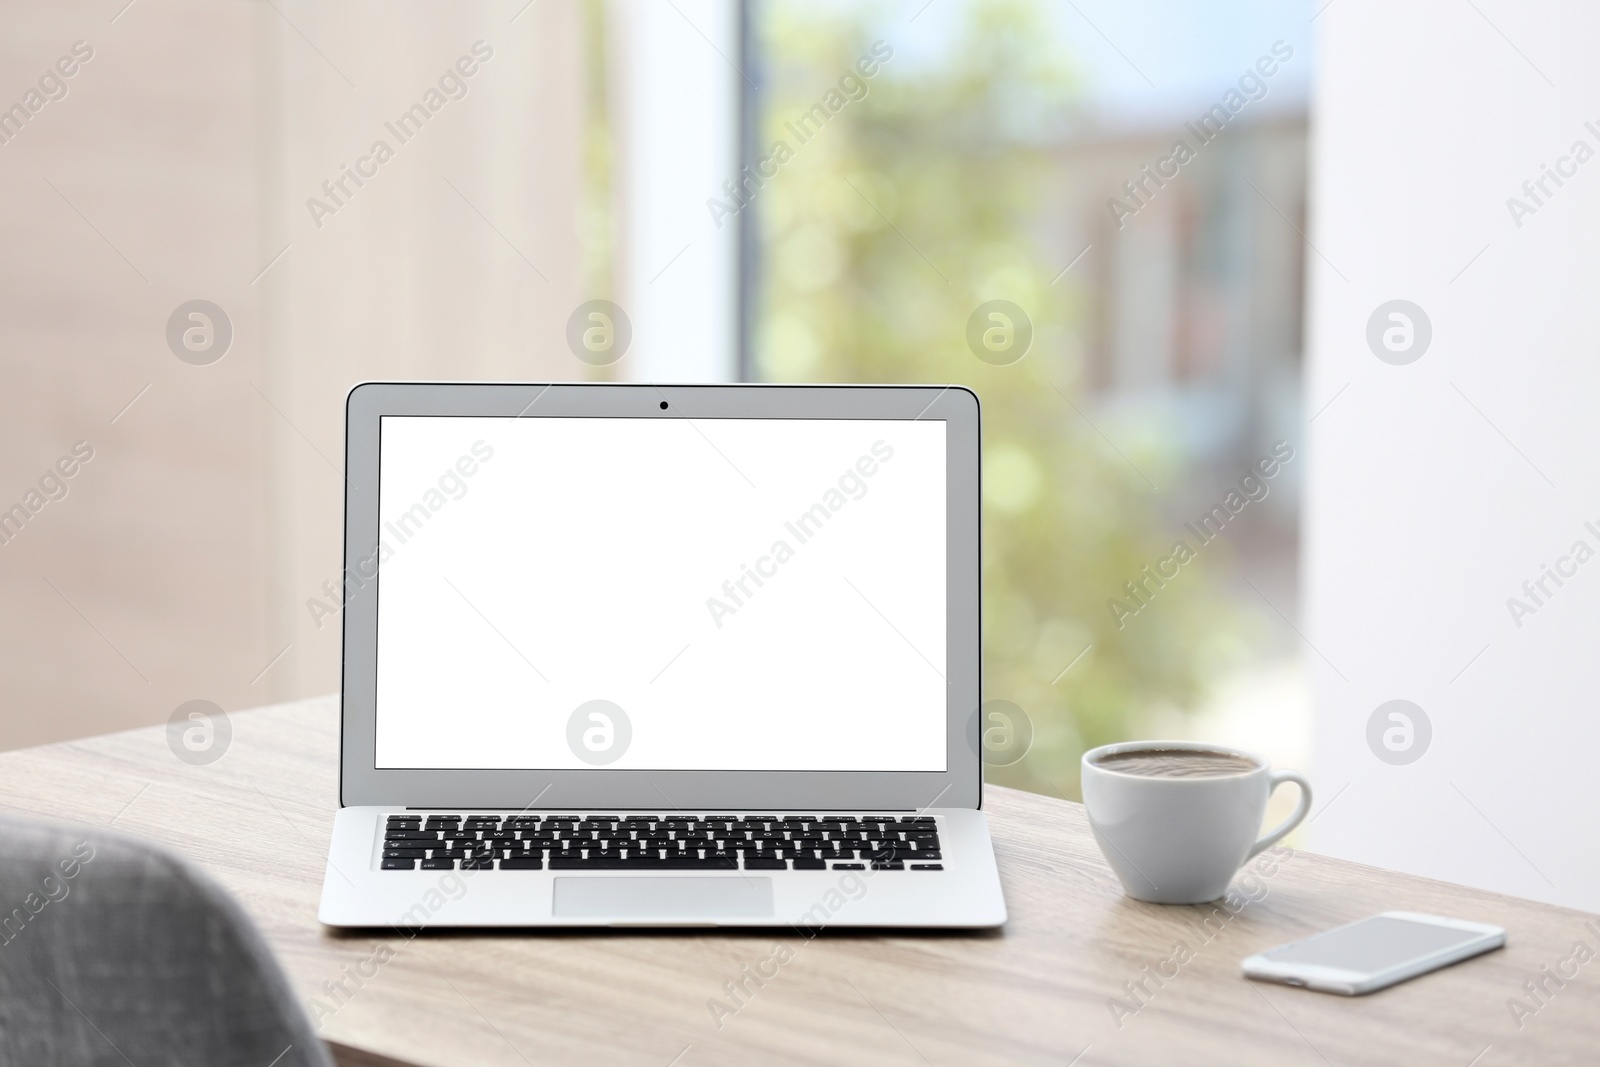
[378,814,944,872]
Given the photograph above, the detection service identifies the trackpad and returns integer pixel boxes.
[553,877,774,920]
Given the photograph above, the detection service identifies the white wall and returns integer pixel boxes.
[612,0,740,383]
[0,2,277,749]
[266,1,586,699]
[0,1,589,750]
[1307,0,1600,910]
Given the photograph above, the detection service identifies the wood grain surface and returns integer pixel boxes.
[0,697,1592,1066]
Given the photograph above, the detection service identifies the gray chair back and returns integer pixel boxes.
[0,815,333,1067]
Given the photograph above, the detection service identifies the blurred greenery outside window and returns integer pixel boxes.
[740,1,1308,799]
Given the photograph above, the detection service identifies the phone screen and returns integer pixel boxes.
[1263,916,1488,972]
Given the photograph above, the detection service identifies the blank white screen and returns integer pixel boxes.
[373,416,947,771]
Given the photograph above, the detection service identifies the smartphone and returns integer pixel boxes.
[1241,912,1506,995]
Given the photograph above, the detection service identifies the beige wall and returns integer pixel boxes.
[0,1,589,749]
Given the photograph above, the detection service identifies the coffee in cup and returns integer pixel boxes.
[1091,748,1259,779]
[1081,741,1311,905]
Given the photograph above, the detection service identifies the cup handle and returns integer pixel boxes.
[1247,769,1312,859]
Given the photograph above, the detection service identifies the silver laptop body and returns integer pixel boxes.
[318,382,1006,928]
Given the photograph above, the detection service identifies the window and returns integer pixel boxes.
[742,0,1314,798]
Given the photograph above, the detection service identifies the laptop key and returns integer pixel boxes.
[792,857,826,870]
[878,849,925,861]
[380,858,417,870]
[551,856,654,870]
[911,864,944,871]
[661,856,738,869]
[743,856,786,870]
[420,857,455,869]
[499,857,544,870]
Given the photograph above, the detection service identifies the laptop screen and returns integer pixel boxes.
[372,415,948,772]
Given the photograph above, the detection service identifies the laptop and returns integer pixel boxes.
[318,382,1007,928]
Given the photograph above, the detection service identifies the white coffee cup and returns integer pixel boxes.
[1080,741,1312,905]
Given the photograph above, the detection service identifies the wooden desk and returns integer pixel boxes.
[0,697,1592,1065]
